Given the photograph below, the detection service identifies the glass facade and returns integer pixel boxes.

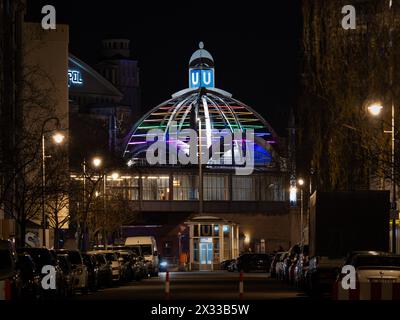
[173,175,198,200]
[107,176,139,200]
[232,176,256,201]
[203,174,229,200]
[142,175,169,200]
[77,173,287,202]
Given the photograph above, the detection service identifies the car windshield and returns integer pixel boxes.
[128,246,141,256]
[354,256,400,268]
[105,253,117,261]
[141,245,152,256]
[67,251,82,265]
[18,249,52,269]
[96,255,106,264]
[0,250,13,273]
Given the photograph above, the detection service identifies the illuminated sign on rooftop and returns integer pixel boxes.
[68,69,83,87]
[189,69,214,88]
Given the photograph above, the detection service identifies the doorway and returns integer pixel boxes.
[199,240,213,270]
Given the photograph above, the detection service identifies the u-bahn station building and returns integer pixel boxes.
[69,42,297,270]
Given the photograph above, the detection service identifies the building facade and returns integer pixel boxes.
[116,43,292,269]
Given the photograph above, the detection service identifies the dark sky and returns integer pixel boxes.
[26,1,301,136]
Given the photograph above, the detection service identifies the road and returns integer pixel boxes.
[74,271,308,300]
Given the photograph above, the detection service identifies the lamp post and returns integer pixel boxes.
[91,157,106,248]
[41,131,65,247]
[368,103,397,253]
[197,117,203,215]
[298,178,305,245]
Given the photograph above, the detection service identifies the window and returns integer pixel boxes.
[173,175,198,200]
[142,175,169,200]
[107,176,139,200]
[232,176,256,200]
[203,174,229,200]
[259,175,285,201]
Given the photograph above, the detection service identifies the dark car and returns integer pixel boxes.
[1,240,23,300]
[56,254,75,297]
[270,252,283,278]
[236,253,271,273]
[56,249,88,294]
[220,259,235,271]
[16,247,64,299]
[89,252,112,287]
[82,253,100,290]
[114,251,133,282]
[16,253,41,300]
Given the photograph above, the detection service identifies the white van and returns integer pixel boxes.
[125,236,159,276]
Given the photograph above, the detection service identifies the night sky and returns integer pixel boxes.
[26,1,301,136]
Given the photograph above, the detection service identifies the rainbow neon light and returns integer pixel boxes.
[123,88,279,167]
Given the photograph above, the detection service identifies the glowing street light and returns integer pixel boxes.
[367,103,383,116]
[298,178,305,186]
[52,132,65,144]
[111,172,120,180]
[92,157,102,167]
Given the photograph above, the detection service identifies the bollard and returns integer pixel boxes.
[239,272,244,300]
[165,271,170,300]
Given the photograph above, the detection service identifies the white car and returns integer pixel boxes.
[347,252,400,284]
[94,250,121,282]
[56,249,89,294]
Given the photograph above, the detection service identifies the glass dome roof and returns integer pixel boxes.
[123,43,281,169]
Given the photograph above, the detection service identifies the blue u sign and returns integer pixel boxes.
[189,69,214,88]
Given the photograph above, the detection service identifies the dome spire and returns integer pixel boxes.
[199,41,204,49]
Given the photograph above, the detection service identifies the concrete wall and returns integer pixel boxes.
[210,213,291,253]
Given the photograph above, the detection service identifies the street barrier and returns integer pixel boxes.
[165,271,170,300]
[239,272,244,299]
[0,279,12,300]
[332,280,400,300]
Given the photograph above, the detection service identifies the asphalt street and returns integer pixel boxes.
[74,271,308,300]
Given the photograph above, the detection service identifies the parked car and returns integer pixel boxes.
[16,253,41,300]
[125,236,159,276]
[235,253,271,273]
[89,252,112,287]
[227,259,237,272]
[56,254,75,297]
[91,250,121,283]
[114,250,134,282]
[1,240,23,300]
[56,249,88,294]
[341,251,400,285]
[17,247,64,299]
[82,253,99,291]
[270,252,283,278]
[220,259,235,271]
[294,245,309,288]
[275,252,289,280]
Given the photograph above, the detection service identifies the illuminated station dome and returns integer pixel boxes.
[123,42,281,168]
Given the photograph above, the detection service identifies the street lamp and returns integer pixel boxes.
[92,157,102,168]
[298,178,305,245]
[368,102,397,253]
[111,172,120,180]
[41,131,65,247]
[367,103,383,117]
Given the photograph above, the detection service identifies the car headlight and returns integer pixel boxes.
[160,261,168,267]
